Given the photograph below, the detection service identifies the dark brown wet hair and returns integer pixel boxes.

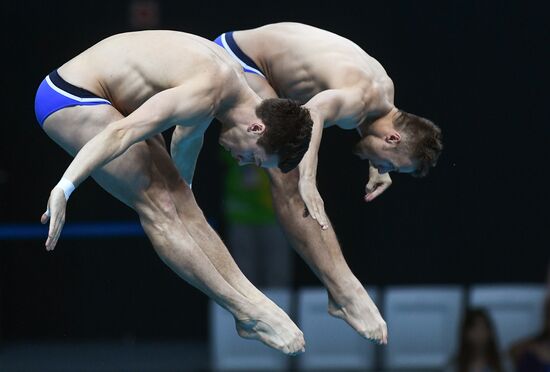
[256,98,313,173]
[457,308,503,372]
[393,110,443,177]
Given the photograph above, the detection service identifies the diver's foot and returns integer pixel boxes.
[327,285,387,344]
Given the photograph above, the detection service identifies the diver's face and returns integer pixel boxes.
[354,135,417,174]
[219,125,279,168]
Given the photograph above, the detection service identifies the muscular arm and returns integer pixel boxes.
[43,82,215,250]
[170,123,209,188]
[298,89,364,228]
[62,85,214,188]
[304,88,365,127]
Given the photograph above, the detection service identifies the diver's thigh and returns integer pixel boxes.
[42,105,156,208]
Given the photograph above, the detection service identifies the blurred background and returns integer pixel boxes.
[0,0,548,371]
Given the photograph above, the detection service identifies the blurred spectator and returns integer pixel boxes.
[220,150,292,288]
[448,308,504,372]
[509,263,550,372]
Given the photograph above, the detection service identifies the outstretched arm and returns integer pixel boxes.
[299,89,364,229]
[297,109,326,228]
[42,84,214,250]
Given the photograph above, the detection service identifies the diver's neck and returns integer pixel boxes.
[218,91,262,128]
[359,107,399,136]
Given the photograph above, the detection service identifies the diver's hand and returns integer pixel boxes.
[41,187,67,251]
[299,179,329,230]
[365,168,392,202]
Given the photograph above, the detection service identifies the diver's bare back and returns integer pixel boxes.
[236,23,393,103]
[58,30,241,115]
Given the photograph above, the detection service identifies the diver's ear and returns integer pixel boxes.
[247,122,266,135]
[385,131,401,145]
